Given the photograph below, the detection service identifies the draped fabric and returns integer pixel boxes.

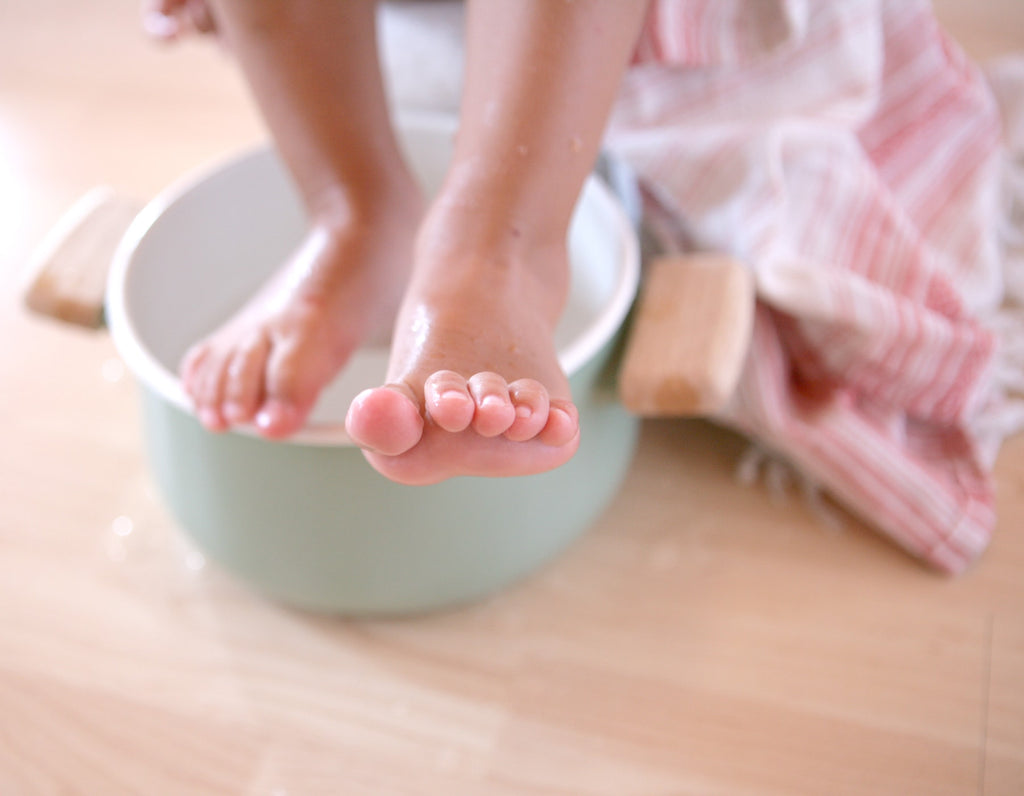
[607,0,1024,572]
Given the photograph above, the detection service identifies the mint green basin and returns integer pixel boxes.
[107,112,641,615]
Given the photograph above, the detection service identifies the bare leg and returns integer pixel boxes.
[180,0,423,437]
[346,0,648,484]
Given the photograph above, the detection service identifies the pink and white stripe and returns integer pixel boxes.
[607,0,1019,572]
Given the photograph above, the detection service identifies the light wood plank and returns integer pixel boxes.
[0,1,1020,793]
[984,616,1024,794]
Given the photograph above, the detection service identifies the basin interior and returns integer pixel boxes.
[117,114,635,429]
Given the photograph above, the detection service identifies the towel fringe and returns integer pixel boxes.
[975,57,1024,468]
[734,443,846,532]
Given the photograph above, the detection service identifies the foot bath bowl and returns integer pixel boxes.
[102,112,641,614]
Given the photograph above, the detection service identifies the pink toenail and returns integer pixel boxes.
[198,408,221,428]
[516,405,532,419]
[552,406,572,423]
[481,395,504,408]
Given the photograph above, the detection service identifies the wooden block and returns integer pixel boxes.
[23,187,143,329]
[619,253,755,416]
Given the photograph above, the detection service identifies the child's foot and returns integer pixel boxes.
[181,195,421,438]
[344,220,580,485]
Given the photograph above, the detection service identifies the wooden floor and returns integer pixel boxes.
[1,1,1021,793]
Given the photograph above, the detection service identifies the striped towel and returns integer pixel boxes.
[606,0,1024,573]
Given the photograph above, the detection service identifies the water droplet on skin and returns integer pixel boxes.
[111,515,134,537]
[101,358,125,383]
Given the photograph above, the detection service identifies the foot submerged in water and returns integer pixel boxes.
[180,193,421,439]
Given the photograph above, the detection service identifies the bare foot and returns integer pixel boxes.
[344,218,580,485]
[181,193,421,438]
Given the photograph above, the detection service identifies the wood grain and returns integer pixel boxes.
[0,1,1021,793]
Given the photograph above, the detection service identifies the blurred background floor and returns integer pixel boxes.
[0,1,1021,793]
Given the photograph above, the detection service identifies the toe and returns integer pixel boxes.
[467,372,516,438]
[254,399,306,438]
[346,383,424,456]
[222,332,270,424]
[424,370,475,432]
[180,343,209,399]
[539,399,580,447]
[505,378,550,442]
[194,348,231,432]
[255,342,318,438]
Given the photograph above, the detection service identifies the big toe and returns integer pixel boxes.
[253,342,334,438]
[345,384,424,456]
[254,399,308,438]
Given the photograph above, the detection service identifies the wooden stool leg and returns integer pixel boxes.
[619,253,755,416]
[23,187,143,329]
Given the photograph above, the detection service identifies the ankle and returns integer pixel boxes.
[306,169,423,233]
[423,163,576,252]
[413,214,570,326]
